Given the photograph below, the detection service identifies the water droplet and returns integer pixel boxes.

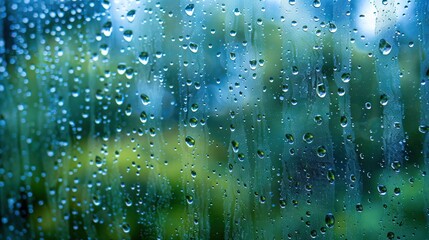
[325,213,335,228]
[186,195,194,204]
[316,83,326,98]
[231,140,239,153]
[380,94,388,106]
[377,184,387,195]
[257,150,265,159]
[115,94,124,105]
[121,223,131,233]
[327,169,335,184]
[390,161,401,172]
[102,21,113,37]
[125,197,133,207]
[138,52,149,65]
[387,232,395,240]
[328,22,337,33]
[285,134,294,144]
[292,66,299,75]
[123,30,133,42]
[356,203,363,212]
[233,8,241,16]
[140,111,147,123]
[95,156,103,168]
[313,0,321,8]
[100,43,109,55]
[140,94,151,105]
[279,199,287,208]
[341,73,351,83]
[189,117,198,127]
[185,4,195,16]
[189,42,198,53]
[126,10,136,22]
[185,136,195,147]
[317,146,327,157]
[314,115,323,125]
[379,39,392,55]
[303,133,314,143]
[340,116,348,127]
[125,104,132,116]
[249,59,257,70]
[101,0,111,10]
[117,63,126,75]
[238,153,245,162]
[191,103,199,112]
[93,195,101,206]
[393,187,401,196]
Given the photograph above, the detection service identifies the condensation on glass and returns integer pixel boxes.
[0,0,428,239]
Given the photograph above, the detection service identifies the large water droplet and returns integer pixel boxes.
[379,39,392,55]
[189,42,198,53]
[140,94,151,105]
[123,30,133,42]
[102,21,112,37]
[325,213,335,228]
[138,52,149,65]
[185,4,195,16]
[126,10,136,22]
[185,136,195,147]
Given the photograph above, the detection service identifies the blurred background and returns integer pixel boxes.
[0,0,428,239]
